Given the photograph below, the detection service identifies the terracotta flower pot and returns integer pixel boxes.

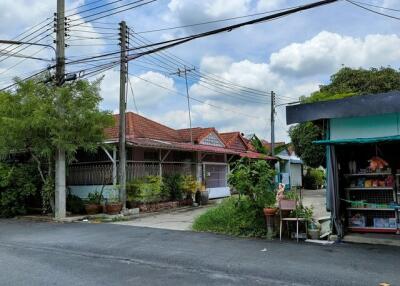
[263,207,277,216]
[85,204,102,215]
[105,203,123,215]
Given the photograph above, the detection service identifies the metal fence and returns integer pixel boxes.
[67,164,113,185]
[67,162,197,185]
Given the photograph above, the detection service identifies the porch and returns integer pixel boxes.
[67,145,233,200]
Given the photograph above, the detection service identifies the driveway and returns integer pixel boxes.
[302,189,330,219]
[0,220,398,286]
[114,204,215,231]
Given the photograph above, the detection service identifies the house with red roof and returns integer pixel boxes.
[67,112,274,200]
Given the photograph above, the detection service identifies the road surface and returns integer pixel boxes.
[0,219,398,286]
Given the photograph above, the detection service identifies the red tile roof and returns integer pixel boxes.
[105,112,275,160]
[105,112,181,142]
[177,127,218,143]
[220,132,249,151]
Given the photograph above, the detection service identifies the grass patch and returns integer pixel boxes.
[193,197,267,238]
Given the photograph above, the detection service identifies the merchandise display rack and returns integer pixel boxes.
[344,172,398,234]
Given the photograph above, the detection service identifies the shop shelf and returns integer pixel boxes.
[345,187,393,191]
[347,207,395,211]
[348,227,397,233]
[344,173,392,177]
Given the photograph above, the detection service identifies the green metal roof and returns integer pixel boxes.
[314,135,400,145]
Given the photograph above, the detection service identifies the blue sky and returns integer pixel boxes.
[0,0,399,142]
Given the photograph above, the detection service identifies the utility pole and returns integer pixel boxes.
[118,21,128,209]
[171,66,195,144]
[54,0,66,219]
[270,91,275,157]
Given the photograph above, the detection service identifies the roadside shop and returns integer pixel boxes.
[286,92,400,240]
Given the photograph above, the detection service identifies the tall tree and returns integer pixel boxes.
[0,78,114,211]
[290,67,400,167]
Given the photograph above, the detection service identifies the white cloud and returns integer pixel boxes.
[256,0,287,11]
[269,31,400,77]
[153,110,192,129]
[99,70,176,111]
[190,56,284,106]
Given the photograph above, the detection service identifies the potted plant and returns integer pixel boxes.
[85,191,103,215]
[262,190,277,216]
[200,184,209,205]
[105,192,122,215]
[181,175,199,206]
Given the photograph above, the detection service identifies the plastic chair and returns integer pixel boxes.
[279,199,308,242]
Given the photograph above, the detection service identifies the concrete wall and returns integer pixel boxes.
[330,113,400,140]
[68,185,118,200]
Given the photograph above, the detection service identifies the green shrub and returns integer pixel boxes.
[127,176,165,204]
[192,197,267,238]
[66,192,85,214]
[228,158,276,208]
[163,174,183,201]
[303,168,325,190]
[181,175,199,198]
[0,162,38,217]
[87,191,104,204]
[126,179,142,202]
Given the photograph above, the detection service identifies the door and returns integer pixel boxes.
[203,163,230,199]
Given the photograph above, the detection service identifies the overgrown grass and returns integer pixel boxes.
[192,197,267,238]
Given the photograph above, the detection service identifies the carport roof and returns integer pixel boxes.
[286,91,400,125]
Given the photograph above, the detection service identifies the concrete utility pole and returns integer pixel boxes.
[270,91,275,157]
[118,21,128,209]
[55,0,66,219]
[171,66,195,144]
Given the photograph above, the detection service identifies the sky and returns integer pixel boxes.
[0,0,399,142]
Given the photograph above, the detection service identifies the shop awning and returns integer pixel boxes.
[314,135,400,145]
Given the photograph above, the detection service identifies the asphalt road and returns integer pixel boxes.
[0,220,399,286]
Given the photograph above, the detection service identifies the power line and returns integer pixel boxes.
[131,33,300,102]
[0,18,52,58]
[128,72,262,119]
[65,0,105,12]
[135,4,305,34]
[66,0,124,17]
[0,23,53,64]
[127,74,140,114]
[353,1,400,13]
[65,0,339,78]
[345,0,400,20]
[68,0,158,25]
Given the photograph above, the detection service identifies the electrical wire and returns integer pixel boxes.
[135,4,306,34]
[65,0,105,12]
[66,0,339,78]
[66,0,125,17]
[353,1,400,13]
[68,0,157,25]
[0,67,50,91]
[127,72,140,114]
[0,23,53,64]
[345,0,400,20]
[131,33,299,102]
[128,72,261,119]
[0,18,52,57]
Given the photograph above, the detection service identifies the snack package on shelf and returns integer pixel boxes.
[349,214,366,227]
[389,218,397,228]
[385,175,394,187]
[373,218,390,228]
[364,179,372,188]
